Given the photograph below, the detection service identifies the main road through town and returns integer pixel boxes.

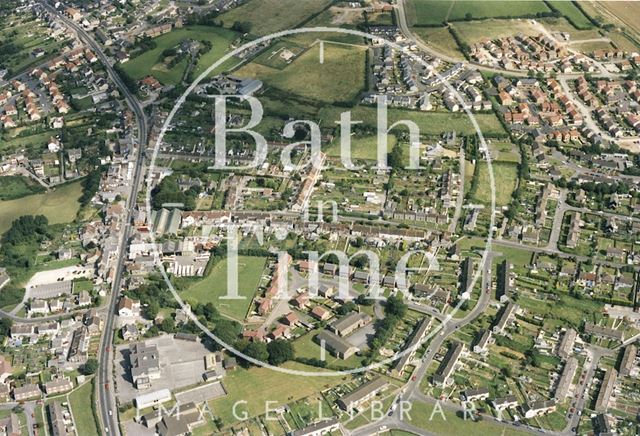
[38,2,148,435]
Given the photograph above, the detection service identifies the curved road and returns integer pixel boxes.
[38,3,148,435]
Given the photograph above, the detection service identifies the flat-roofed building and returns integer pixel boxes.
[558,328,577,359]
[329,312,371,337]
[315,330,357,360]
[129,342,161,388]
[554,357,578,401]
[595,369,618,413]
[433,342,464,386]
[135,388,172,409]
[337,377,388,411]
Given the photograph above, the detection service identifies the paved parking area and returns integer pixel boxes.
[26,265,92,289]
[115,335,210,403]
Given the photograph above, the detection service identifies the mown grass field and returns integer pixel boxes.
[319,106,507,137]
[407,0,550,25]
[208,361,345,425]
[69,381,100,436]
[0,181,82,234]
[181,256,266,321]
[121,26,237,85]
[218,0,332,36]
[471,161,518,206]
[236,42,367,104]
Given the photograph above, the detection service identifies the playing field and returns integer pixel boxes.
[471,161,518,206]
[0,181,82,234]
[121,26,237,85]
[181,256,266,321]
[319,106,507,137]
[236,41,367,104]
[406,0,550,25]
[208,361,345,425]
[218,0,332,36]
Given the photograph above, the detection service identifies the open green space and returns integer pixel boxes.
[324,134,397,161]
[411,26,464,59]
[253,40,307,70]
[0,176,45,201]
[406,0,550,25]
[471,161,518,206]
[319,106,506,137]
[218,0,333,36]
[406,401,530,435]
[209,361,344,425]
[121,26,237,85]
[547,1,593,29]
[69,381,100,436]
[0,181,82,234]
[237,42,367,104]
[181,256,266,321]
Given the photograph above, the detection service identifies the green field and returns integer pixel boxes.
[0,176,45,201]
[253,40,307,70]
[180,256,266,321]
[407,0,550,25]
[324,134,397,161]
[407,401,530,435]
[412,26,464,58]
[121,26,237,85]
[471,161,518,206]
[237,42,367,104]
[319,106,507,137]
[218,0,333,36]
[69,381,100,436]
[293,328,363,369]
[209,361,345,425]
[547,1,593,29]
[0,181,83,234]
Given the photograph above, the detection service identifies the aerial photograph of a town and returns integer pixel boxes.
[2,0,640,435]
